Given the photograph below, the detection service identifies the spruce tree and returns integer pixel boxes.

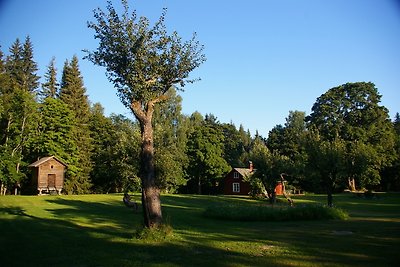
[59,55,92,193]
[40,57,59,100]
[21,36,40,92]
[0,38,39,194]
[28,97,79,179]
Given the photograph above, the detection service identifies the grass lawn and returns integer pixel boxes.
[0,193,399,267]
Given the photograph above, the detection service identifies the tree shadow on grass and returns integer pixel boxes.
[0,201,276,267]
[0,212,280,267]
[1,195,399,267]
[161,195,400,267]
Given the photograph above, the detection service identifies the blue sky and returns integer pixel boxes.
[1,0,399,136]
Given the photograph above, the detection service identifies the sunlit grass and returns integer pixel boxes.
[0,193,399,266]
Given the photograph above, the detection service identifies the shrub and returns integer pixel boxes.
[134,223,174,242]
[203,203,348,221]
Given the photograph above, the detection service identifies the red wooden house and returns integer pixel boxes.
[223,162,284,196]
[223,162,254,195]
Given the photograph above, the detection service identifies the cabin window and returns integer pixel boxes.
[233,171,239,179]
[51,165,54,169]
[233,183,240,192]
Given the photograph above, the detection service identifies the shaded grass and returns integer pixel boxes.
[0,193,399,266]
[204,203,349,221]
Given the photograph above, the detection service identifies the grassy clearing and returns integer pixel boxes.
[0,193,399,267]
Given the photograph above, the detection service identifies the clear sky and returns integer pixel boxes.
[1,0,399,136]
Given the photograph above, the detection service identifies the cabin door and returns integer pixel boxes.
[48,174,56,188]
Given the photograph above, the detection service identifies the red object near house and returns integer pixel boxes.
[223,161,253,195]
[275,182,283,195]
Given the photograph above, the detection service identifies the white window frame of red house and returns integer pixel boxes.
[233,182,240,192]
[233,171,239,178]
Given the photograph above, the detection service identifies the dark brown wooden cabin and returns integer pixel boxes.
[28,156,67,195]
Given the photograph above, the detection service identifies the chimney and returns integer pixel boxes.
[249,161,253,172]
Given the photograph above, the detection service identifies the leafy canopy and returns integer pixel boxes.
[85,0,206,108]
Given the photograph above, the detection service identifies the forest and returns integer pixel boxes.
[1,36,399,197]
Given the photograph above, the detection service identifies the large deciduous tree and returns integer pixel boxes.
[305,130,347,207]
[85,0,205,227]
[306,82,396,190]
[250,138,292,204]
[186,119,230,195]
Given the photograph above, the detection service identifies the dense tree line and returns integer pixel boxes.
[0,37,399,201]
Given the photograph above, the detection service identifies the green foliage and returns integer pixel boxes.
[133,222,174,242]
[5,36,40,92]
[86,0,206,227]
[85,1,206,107]
[186,119,230,194]
[28,98,77,159]
[0,38,39,193]
[248,176,266,198]
[221,122,246,167]
[306,82,396,194]
[90,108,141,193]
[204,202,349,221]
[27,98,80,193]
[305,132,347,206]
[59,56,92,194]
[250,138,291,198]
[39,57,59,100]
[153,89,189,193]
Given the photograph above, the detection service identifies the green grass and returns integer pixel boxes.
[0,193,399,267]
[204,203,349,221]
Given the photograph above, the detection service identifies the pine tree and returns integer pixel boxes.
[60,56,90,118]
[6,37,40,92]
[21,36,40,92]
[0,39,39,194]
[59,55,92,193]
[40,57,59,100]
[6,38,23,87]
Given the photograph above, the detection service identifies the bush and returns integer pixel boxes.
[203,203,348,222]
[134,223,174,242]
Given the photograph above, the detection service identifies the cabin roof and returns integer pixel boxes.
[28,156,68,167]
[233,168,255,178]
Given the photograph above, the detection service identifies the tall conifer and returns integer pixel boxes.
[60,55,92,193]
[40,57,59,100]
[0,38,39,194]
[21,36,40,92]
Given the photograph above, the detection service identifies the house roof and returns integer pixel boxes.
[233,168,255,178]
[28,156,68,167]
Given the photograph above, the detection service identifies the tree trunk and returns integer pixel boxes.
[327,192,333,207]
[271,191,277,205]
[348,177,356,191]
[139,116,162,228]
[197,176,202,195]
[327,185,333,207]
[280,174,293,206]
